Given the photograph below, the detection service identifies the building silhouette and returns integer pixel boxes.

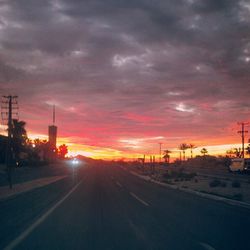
[48,125,57,151]
[48,105,57,159]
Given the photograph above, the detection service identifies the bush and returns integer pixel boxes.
[209,179,221,187]
[232,180,241,188]
[221,157,232,168]
[163,179,173,185]
[221,182,227,187]
[186,172,197,179]
[162,172,171,179]
[233,193,243,201]
[162,171,196,181]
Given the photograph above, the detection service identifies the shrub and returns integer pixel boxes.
[233,193,243,201]
[185,172,197,179]
[162,172,171,179]
[162,171,196,181]
[221,182,227,187]
[232,180,241,188]
[163,180,173,185]
[209,179,221,187]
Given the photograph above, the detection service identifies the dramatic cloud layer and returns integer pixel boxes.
[0,0,249,158]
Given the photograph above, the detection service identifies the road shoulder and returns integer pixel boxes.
[0,175,67,201]
[128,169,250,210]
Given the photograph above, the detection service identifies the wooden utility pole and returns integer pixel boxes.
[1,95,18,188]
[159,142,163,163]
[237,122,249,158]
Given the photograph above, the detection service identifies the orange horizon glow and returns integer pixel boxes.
[27,131,245,161]
[0,123,247,161]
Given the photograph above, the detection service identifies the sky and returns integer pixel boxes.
[0,0,250,159]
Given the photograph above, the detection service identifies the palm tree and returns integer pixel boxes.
[200,148,208,156]
[12,120,27,142]
[163,149,171,163]
[179,143,189,161]
[233,148,242,158]
[189,144,197,159]
[226,149,234,158]
[226,148,242,158]
[12,119,27,161]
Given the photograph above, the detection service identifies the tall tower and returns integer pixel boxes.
[48,105,57,153]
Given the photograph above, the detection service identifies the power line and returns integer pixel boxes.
[1,95,18,189]
[237,122,249,159]
[159,142,163,163]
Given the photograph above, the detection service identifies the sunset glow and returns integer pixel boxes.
[0,1,249,160]
[19,129,245,160]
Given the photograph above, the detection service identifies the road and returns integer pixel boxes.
[1,163,250,250]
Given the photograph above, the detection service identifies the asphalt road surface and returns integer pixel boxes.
[1,163,250,250]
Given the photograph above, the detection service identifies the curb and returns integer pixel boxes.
[0,175,68,202]
[129,170,250,210]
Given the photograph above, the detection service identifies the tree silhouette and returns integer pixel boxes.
[189,144,197,159]
[200,148,208,156]
[226,149,235,158]
[12,119,27,162]
[163,149,171,163]
[58,144,68,159]
[179,143,189,161]
[226,148,241,158]
[33,139,50,160]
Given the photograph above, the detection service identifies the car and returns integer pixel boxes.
[229,158,250,172]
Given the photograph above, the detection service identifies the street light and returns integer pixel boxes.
[70,158,80,183]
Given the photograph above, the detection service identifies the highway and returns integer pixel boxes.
[1,163,250,250]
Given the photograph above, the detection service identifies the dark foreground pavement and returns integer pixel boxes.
[1,163,250,250]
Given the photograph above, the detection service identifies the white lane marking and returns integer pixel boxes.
[129,192,149,207]
[198,242,216,250]
[115,181,122,188]
[4,180,83,250]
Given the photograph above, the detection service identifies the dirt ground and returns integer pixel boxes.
[162,175,250,202]
[128,165,250,203]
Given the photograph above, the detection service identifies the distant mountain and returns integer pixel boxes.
[74,154,95,163]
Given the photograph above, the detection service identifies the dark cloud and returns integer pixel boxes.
[191,0,235,13]
[0,60,24,83]
[0,0,249,155]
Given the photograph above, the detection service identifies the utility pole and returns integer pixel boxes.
[1,95,18,189]
[153,155,155,174]
[237,122,249,159]
[159,142,163,163]
[150,155,152,175]
[143,154,145,171]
